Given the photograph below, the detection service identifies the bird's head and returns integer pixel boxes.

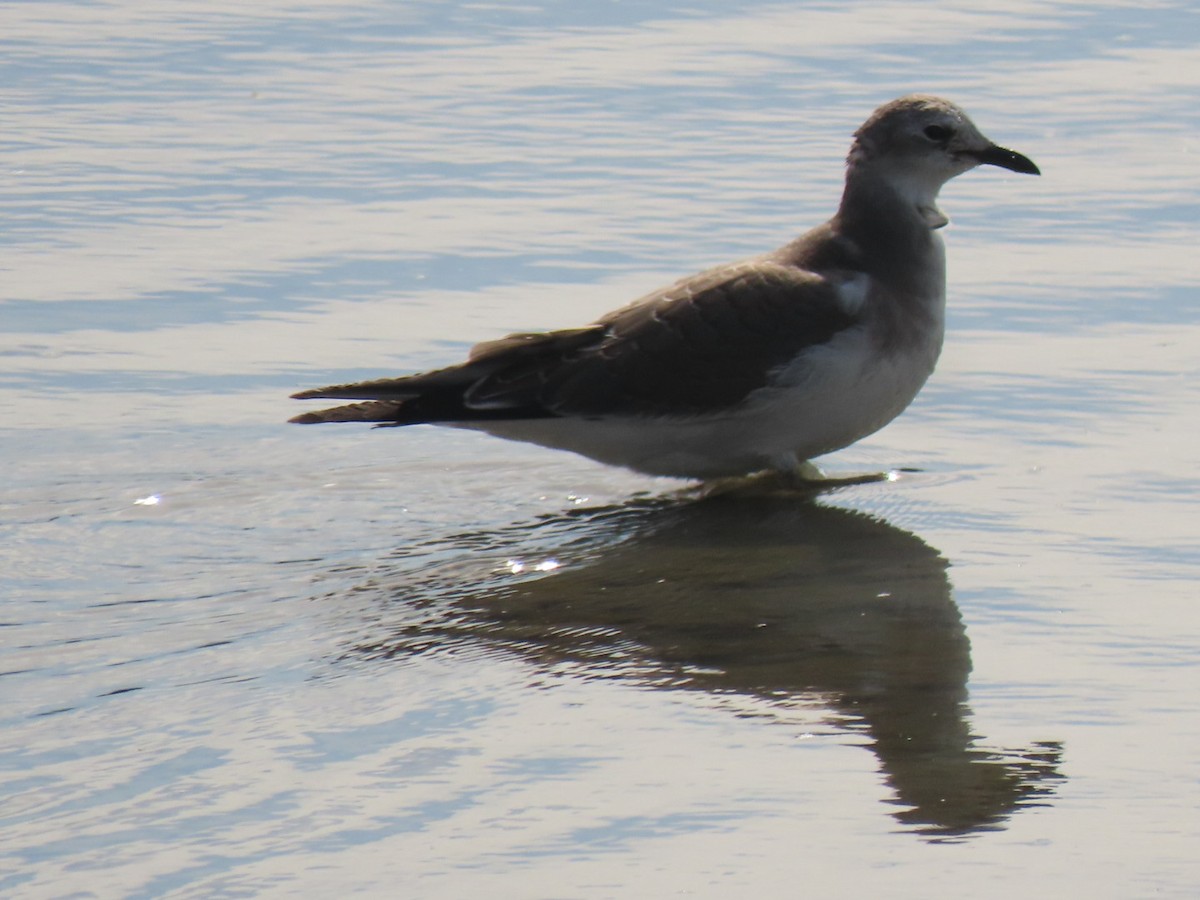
[847,95,1039,226]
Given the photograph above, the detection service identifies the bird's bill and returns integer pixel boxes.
[967,144,1041,175]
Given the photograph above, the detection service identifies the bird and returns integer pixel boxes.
[290,95,1039,480]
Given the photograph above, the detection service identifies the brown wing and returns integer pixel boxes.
[463,261,858,418]
[290,260,858,424]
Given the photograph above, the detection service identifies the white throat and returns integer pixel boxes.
[881,165,953,230]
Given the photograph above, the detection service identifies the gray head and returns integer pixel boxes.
[849,94,1038,183]
[842,95,1038,228]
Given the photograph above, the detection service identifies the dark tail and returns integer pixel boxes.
[289,369,553,426]
[289,399,414,425]
[290,327,603,426]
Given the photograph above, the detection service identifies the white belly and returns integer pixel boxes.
[454,320,943,480]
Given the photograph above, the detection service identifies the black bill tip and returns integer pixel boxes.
[968,144,1040,176]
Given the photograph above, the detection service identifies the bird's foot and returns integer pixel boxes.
[777,462,898,493]
[690,466,877,499]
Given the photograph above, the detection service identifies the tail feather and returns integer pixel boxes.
[289,329,597,425]
[290,374,556,426]
[290,372,447,401]
[290,366,473,425]
[288,399,414,425]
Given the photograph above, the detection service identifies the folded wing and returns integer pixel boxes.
[290,260,859,425]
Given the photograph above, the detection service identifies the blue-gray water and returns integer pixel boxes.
[3,1,1199,896]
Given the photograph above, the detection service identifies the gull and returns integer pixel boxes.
[290,95,1039,480]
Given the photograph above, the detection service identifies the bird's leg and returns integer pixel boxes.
[780,456,894,491]
[784,457,827,484]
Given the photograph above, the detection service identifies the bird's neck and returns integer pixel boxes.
[839,162,949,229]
[834,165,947,283]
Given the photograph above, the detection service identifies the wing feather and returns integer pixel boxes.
[466,261,858,417]
[291,258,860,424]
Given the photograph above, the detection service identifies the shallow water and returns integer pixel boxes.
[3,1,1199,896]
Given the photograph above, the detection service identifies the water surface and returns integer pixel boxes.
[2,1,1199,896]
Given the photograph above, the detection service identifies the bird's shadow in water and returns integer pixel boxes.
[345,478,1063,841]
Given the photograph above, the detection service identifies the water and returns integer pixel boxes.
[3,0,1199,896]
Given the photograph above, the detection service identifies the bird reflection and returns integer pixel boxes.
[352,487,1062,839]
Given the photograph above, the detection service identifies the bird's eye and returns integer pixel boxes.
[923,124,953,142]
